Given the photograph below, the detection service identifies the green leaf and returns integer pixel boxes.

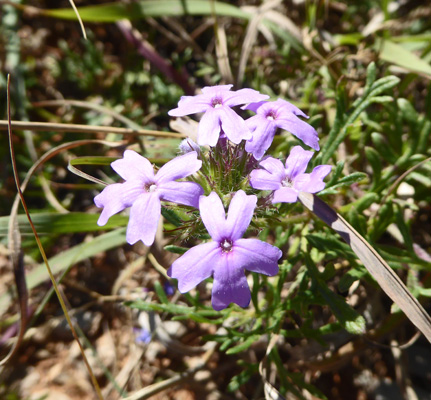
[0,212,127,238]
[377,39,431,78]
[164,245,188,254]
[161,208,183,227]
[338,266,368,293]
[319,62,399,164]
[365,146,382,189]
[0,228,128,315]
[154,281,169,304]
[43,0,251,22]
[306,233,356,259]
[320,172,367,195]
[226,334,260,354]
[371,132,398,164]
[306,258,366,335]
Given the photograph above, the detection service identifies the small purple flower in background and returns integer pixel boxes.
[249,146,331,203]
[133,327,151,344]
[163,281,175,296]
[168,85,269,147]
[94,150,203,246]
[168,190,282,311]
[179,138,201,155]
[243,99,320,160]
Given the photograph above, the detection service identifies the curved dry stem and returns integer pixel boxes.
[0,120,186,139]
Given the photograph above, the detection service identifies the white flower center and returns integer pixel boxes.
[220,239,233,252]
[211,97,223,108]
[145,183,157,192]
[265,110,276,120]
[281,178,292,188]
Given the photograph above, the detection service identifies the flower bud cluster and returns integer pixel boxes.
[94,85,331,310]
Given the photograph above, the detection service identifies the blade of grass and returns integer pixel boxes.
[0,120,185,138]
[67,0,87,39]
[5,75,104,398]
[1,72,29,366]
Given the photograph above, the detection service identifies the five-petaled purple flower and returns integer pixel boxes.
[249,146,331,203]
[243,99,320,160]
[94,150,203,246]
[168,85,269,147]
[168,190,282,311]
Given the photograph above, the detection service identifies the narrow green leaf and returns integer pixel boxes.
[226,334,260,354]
[43,0,250,22]
[0,228,127,315]
[365,146,382,188]
[306,257,366,335]
[164,245,188,254]
[377,39,431,78]
[0,212,127,237]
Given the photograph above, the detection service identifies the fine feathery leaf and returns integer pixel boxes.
[298,191,431,343]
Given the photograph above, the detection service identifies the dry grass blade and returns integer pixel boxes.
[214,21,234,83]
[122,345,216,400]
[5,79,116,396]
[298,191,431,343]
[1,78,29,366]
[68,158,110,186]
[0,120,186,138]
[67,0,87,39]
[32,99,144,130]
[259,335,286,400]
[236,6,264,85]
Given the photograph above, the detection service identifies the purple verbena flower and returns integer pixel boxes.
[179,138,200,155]
[94,150,203,246]
[249,146,331,203]
[133,327,151,344]
[163,281,175,296]
[243,99,320,160]
[168,85,269,147]
[168,190,282,311]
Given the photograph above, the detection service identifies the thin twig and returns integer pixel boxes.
[0,120,186,139]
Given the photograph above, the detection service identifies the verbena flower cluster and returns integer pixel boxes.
[95,85,331,311]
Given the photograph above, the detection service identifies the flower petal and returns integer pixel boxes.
[199,192,227,241]
[272,187,298,203]
[249,169,282,190]
[233,238,281,275]
[158,181,204,208]
[271,98,308,118]
[294,165,332,193]
[219,106,251,144]
[126,193,161,246]
[168,241,220,292]
[197,108,221,146]
[259,156,286,180]
[156,152,202,184]
[111,150,155,183]
[211,254,251,311]
[168,94,211,116]
[284,146,314,179]
[223,88,269,107]
[244,118,277,160]
[201,84,233,95]
[94,181,143,226]
[242,100,267,113]
[277,116,320,151]
[225,190,256,241]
